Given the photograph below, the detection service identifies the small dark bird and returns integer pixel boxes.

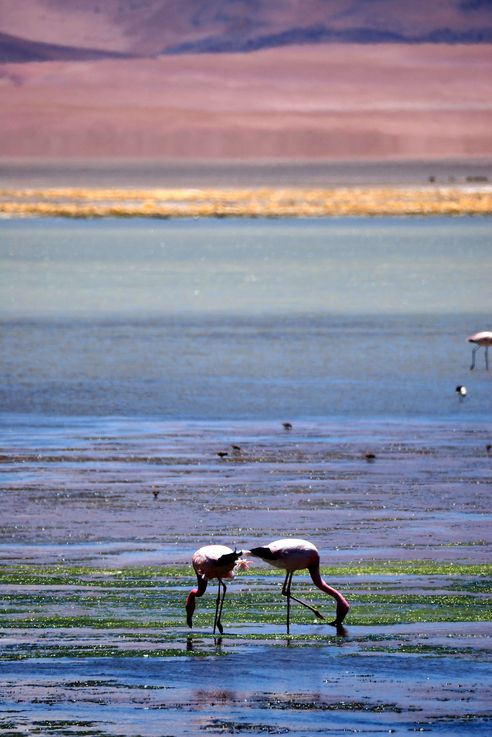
[486,444,491,453]
[231,444,241,453]
[456,385,467,401]
[282,422,293,431]
[152,489,160,499]
[217,451,228,459]
[364,452,376,462]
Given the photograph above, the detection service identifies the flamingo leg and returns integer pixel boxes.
[216,579,227,635]
[213,580,222,634]
[470,345,479,370]
[211,579,227,635]
[281,570,293,633]
[281,570,292,596]
[281,570,325,621]
[288,593,325,620]
[486,346,489,371]
[281,571,325,633]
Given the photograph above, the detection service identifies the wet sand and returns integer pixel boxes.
[1,158,492,189]
[1,417,491,735]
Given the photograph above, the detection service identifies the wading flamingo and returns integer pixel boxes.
[185,545,247,634]
[468,331,492,370]
[248,538,350,633]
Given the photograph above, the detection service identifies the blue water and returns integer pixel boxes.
[1,215,491,737]
[1,216,491,420]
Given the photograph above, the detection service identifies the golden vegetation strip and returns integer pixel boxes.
[0,186,491,218]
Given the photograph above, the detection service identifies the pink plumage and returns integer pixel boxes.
[468,331,492,370]
[248,538,349,633]
[185,545,246,634]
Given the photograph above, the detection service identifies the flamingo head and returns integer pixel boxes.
[234,557,250,572]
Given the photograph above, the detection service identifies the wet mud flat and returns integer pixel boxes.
[0,416,491,735]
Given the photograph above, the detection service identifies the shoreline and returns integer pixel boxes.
[1,184,492,218]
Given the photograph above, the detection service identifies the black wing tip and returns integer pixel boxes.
[249,546,276,561]
[217,549,241,566]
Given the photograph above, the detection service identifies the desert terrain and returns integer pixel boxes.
[1,44,491,162]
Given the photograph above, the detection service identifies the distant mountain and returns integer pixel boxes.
[1,0,492,63]
[0,32,132,63]
[167,24,492,55]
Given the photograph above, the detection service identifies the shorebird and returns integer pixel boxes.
[248,538,349,633]
[456,385,467,401]
[282,422,293,431]
[185,545,247,634]
[468,331,492,370]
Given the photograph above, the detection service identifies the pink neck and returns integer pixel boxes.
[308,563,349,607]
[185,576,208,620]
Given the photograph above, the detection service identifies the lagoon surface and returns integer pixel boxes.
[1,216,491,736]
[1,216,491,419]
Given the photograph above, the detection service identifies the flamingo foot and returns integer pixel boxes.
[334,623,348,636]
[216,621,224,635]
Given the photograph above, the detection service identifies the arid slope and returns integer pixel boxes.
[1,44,491,160]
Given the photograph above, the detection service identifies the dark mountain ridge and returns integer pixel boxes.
[1,0,492,64]
[0,31,133,63]
[167,24,492,55]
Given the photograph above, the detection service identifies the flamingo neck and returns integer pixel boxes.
[308,562,349,607]
[185,576,208,622]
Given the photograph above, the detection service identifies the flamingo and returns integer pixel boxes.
[185,545,247,634]
[248,538,350,633]
[468,331,492,370]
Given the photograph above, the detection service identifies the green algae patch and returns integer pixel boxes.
[363,643,491,658]
[258,697,408,713]
[0,564,194,588]
[345,594,491,626]
[0,615,178,629]
[319,561,492,577]
[1,561,490,634]
[1,561,491,587]
[451,579,492,593]
[2,644,225,661]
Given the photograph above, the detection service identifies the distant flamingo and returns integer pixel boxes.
[248,538,350,633]
[468,331,492,370]
[185,545,247,634]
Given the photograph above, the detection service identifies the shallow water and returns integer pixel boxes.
[1,631,491,736]
[1,217,491,419]
[1,416,491,563]
[1,416,491,734]
[1,216,491,734]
